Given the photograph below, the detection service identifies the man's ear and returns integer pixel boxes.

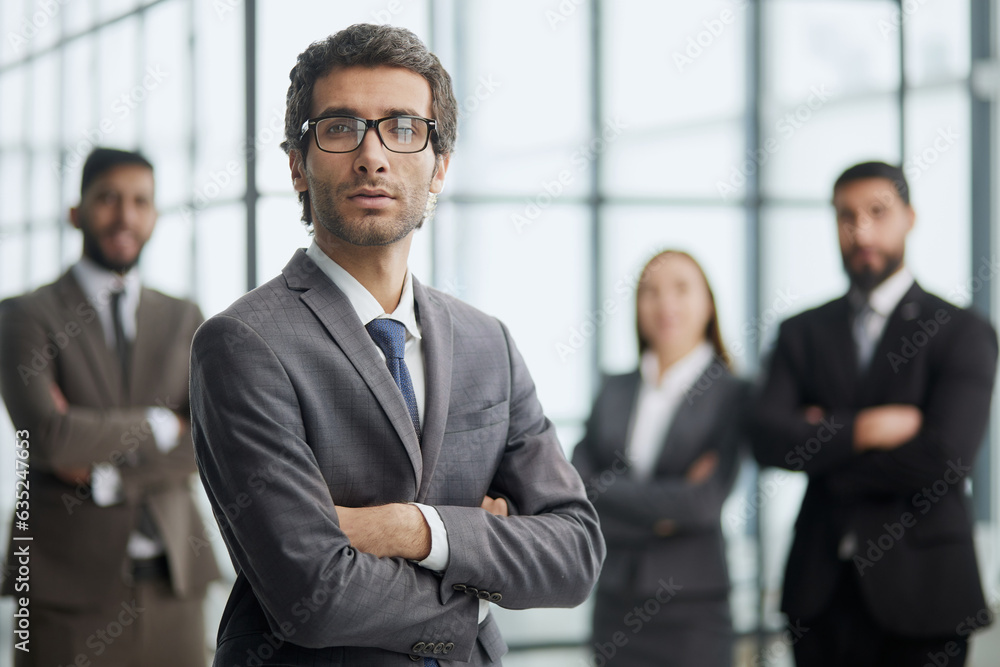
[429,154,450,194]
[290,150,309,193]
[69,206,81,230]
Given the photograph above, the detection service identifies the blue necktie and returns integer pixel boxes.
[365,318,421,439]
[366,320,434,666]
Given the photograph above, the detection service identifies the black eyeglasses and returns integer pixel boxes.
[299,115,437,154]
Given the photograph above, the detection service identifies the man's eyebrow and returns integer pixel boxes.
[312,106,426,119]
[313,107,359,118]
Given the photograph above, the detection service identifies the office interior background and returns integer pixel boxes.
[1,0,999,664]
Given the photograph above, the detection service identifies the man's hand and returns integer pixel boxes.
[49,382,68,414]
[335,504,431,560]
[480,495,509,517]
[684,451,719,484]
[54,467,90,485]
[853,404,923,451]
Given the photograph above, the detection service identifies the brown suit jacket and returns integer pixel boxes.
[0,269,220,609]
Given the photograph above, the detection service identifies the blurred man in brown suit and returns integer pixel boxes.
[0,148,220,666]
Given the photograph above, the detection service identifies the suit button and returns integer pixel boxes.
[412,642,426,653]
[477,590,490,600]
[409,656,421,662]
[433,642,446,654]
[465,586,479,597]
[489,593,503,602]
[452,583,467,592]
[443,642,455,654]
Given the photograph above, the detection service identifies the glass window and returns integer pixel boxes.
[765,0,900,105]
[256,195,315,285]
[140,213,194,299]
[437,205,592,425]
[904,86,971,304]
[761,205,847,321]
[97,18,140,149]
[449,1,589,197]
[903,0,970,86]
[195,204,247,317]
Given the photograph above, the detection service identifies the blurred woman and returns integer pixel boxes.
[572,250,748,667]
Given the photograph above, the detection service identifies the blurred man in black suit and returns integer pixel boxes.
[752,161,996,666]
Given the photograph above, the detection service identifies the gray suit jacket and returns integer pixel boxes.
[572,364,748,600]
[0,270,220,608]
[190,250,604,665]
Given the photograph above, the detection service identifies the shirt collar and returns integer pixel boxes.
[639,340,715,390]
[71,255,141,304]
[851,265,915,318]
[306,241,421,340]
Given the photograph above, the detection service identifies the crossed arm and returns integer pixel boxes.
[753,317,996,496]
[190,314,604,655]
[335,496,508,561]
[0,299,197,488]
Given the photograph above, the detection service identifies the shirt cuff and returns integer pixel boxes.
[411,503,449,573]
[146,407,181,454]
[91,463,124,507]
[478,599,490,623]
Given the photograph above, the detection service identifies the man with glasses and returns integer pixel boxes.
[0,148,220,666]
[191,24,604,666]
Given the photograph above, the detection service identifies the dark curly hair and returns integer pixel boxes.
[281,24,458,227]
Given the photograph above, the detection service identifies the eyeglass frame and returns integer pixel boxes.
[298,114,438,154]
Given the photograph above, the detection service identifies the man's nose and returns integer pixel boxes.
[353,126,390,175]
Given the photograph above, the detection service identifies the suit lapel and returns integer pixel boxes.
[412,279,452,503]
[54,271,120,405]
[653,366,728,474]
[825,297,862,401]
[130,289,168,407]
[284,250,423,491]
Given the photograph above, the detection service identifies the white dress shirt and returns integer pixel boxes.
[305,242,489,621]
[850,266,915,368]
[626,341,716,479]
[71,257,182,558]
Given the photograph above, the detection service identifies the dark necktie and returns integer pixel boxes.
[110,290,131,394]
[365,318,421,439]
[112,289,161,548]
[366,319,435,667]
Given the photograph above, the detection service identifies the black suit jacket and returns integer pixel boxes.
[752,282,997,637]
[572,362,748,600]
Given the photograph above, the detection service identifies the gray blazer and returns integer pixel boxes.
[572,364,748,600]
[190,250,604,666]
